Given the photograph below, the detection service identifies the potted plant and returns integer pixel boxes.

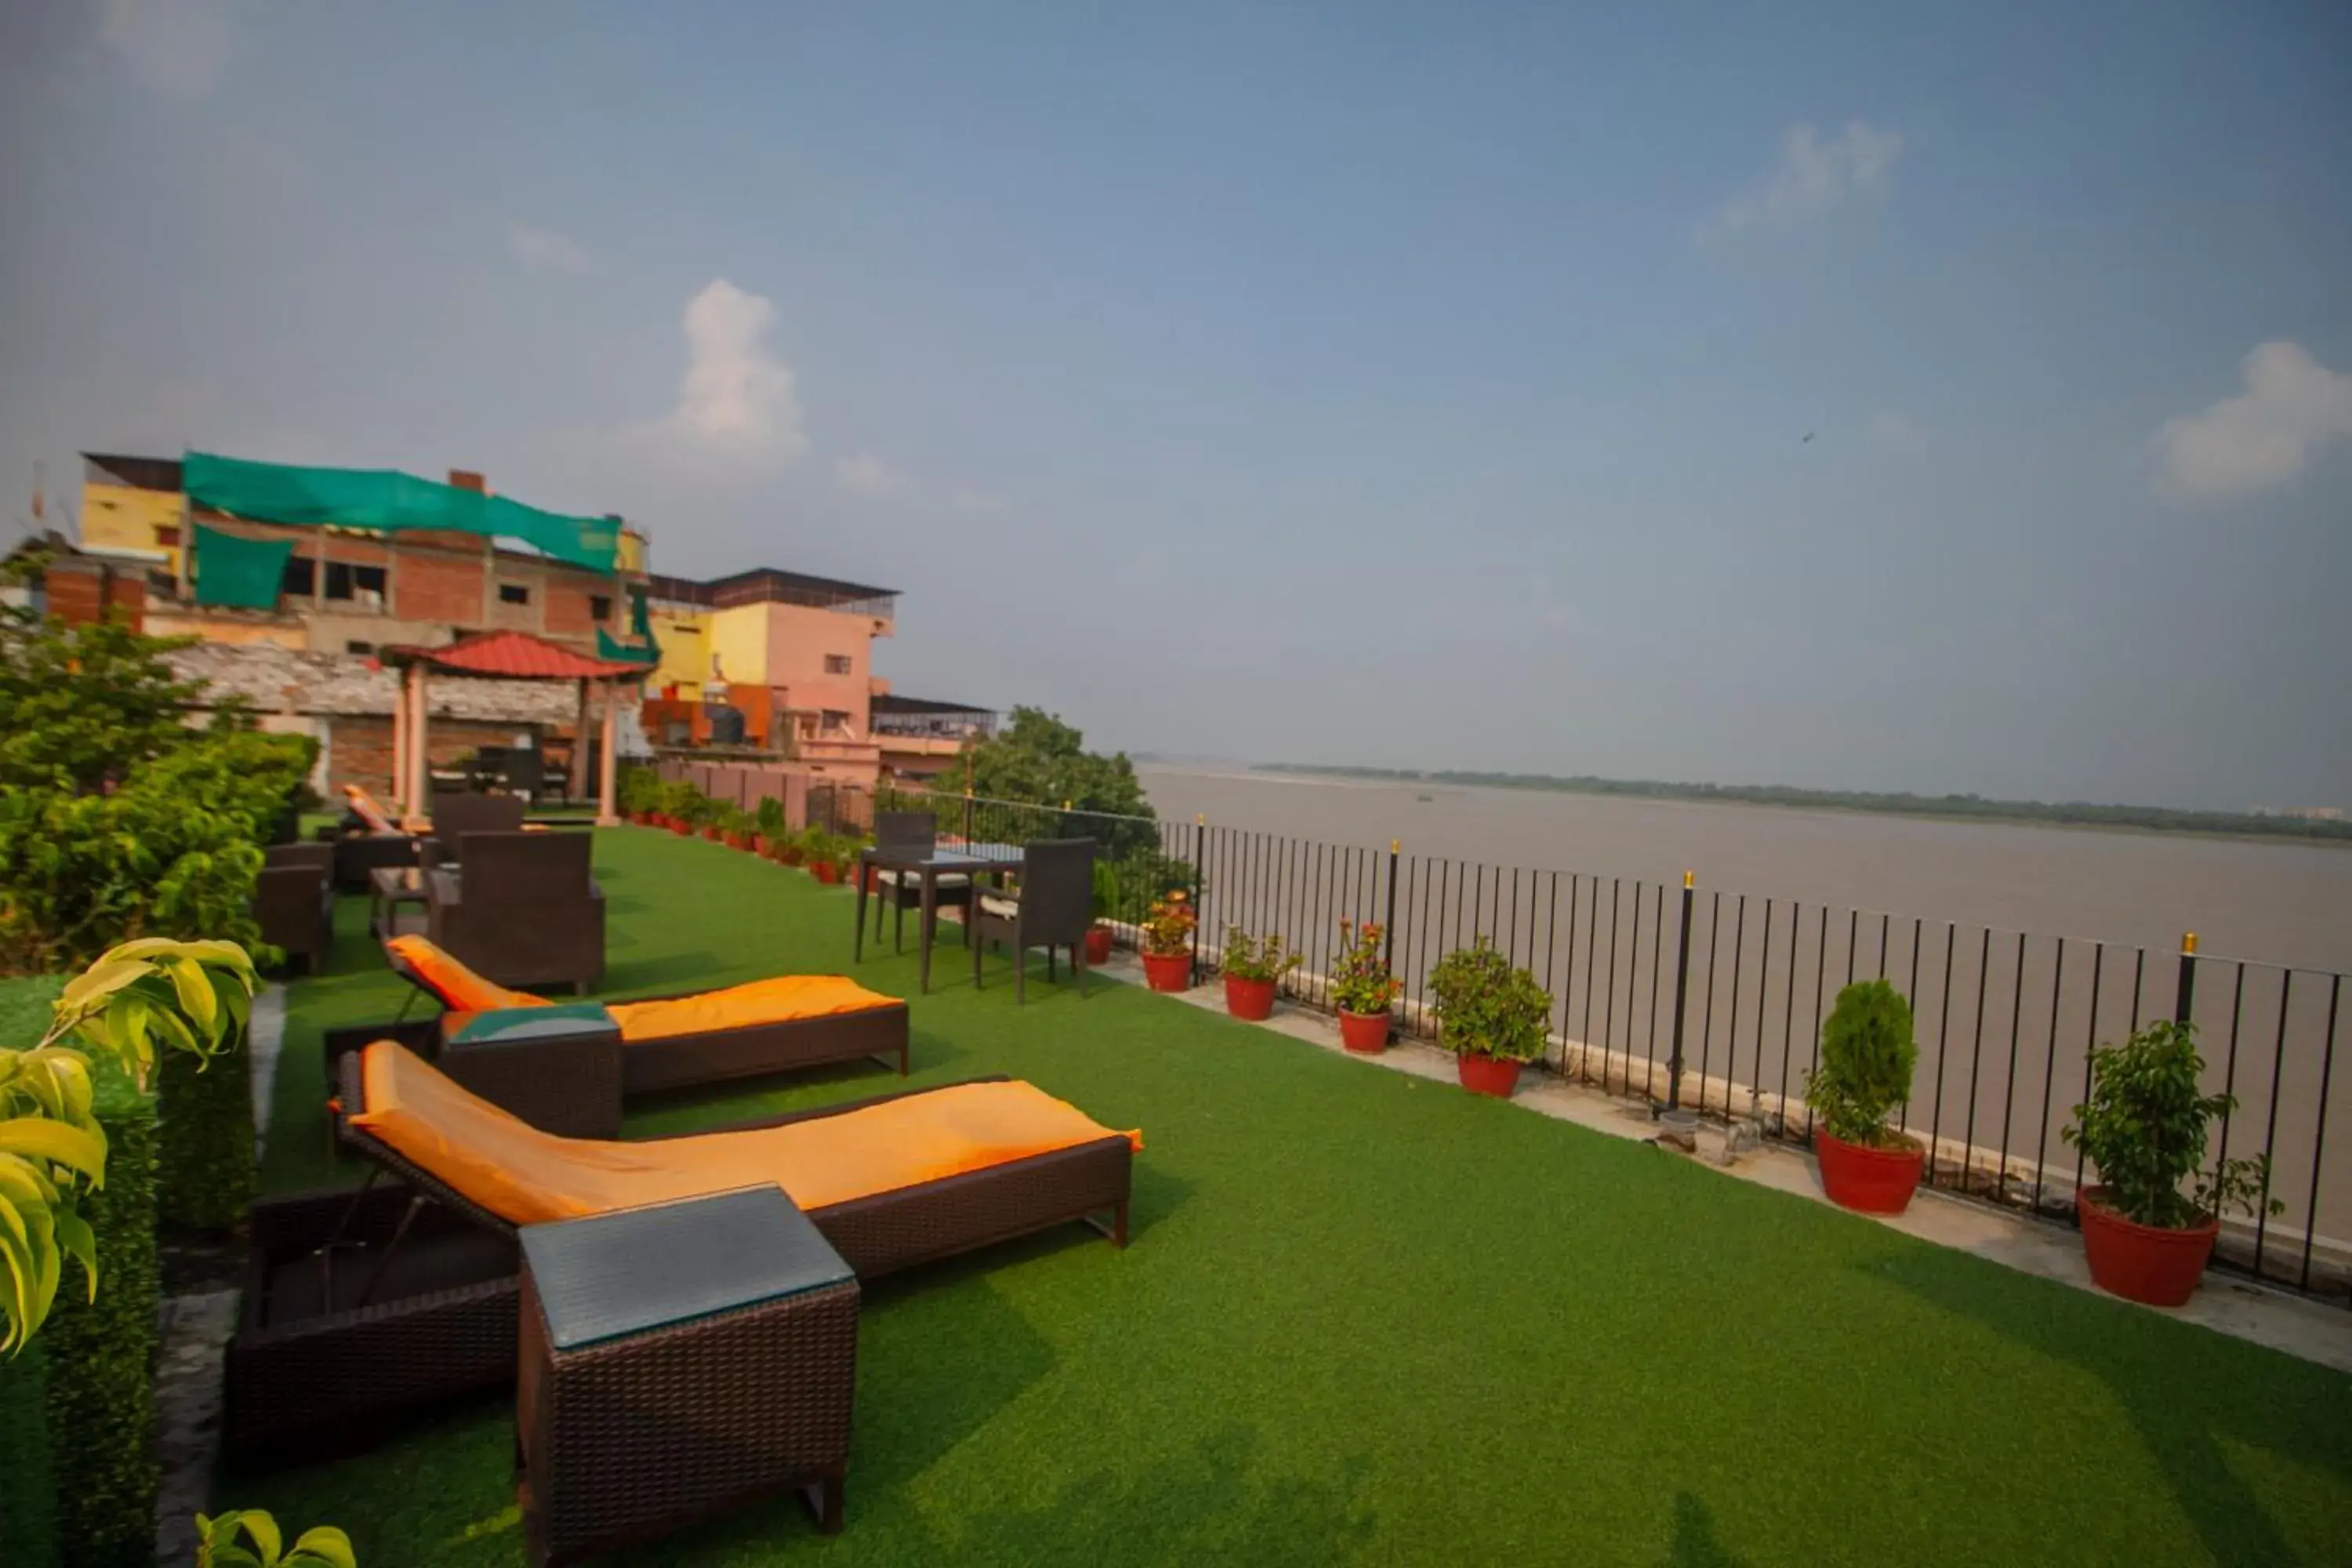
[1804,978,1925,1214]
[751,797,789,855]
[2062,1019,2279,1306]
[805,832,844,884]
[720,807,757,851]
[1328,920,1402,1053]
[1138,891,1196,992]
[774,829,808,867]
[1084,861,1119,964]
[1427,938,1551,1098]
[1219,927,1299,1021]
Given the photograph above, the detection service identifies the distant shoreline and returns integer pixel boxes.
[1206,763,2352,848]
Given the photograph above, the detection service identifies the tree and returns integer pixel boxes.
[967,707,1152,822]
[0,609,204,794]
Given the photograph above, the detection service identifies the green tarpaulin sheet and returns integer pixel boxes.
[597,586,660,665]
[191,522,294,610]
[183,452,620,572]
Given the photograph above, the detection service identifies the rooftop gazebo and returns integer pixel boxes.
[380,630,646,826]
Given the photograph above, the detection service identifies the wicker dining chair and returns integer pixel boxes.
[970,838,1097,1002]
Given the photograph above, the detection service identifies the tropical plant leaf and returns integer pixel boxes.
[0,1116,107,1182]
[290,1525,358,1568]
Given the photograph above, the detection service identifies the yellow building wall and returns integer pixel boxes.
[81,483,184,572]
[615,528,648,575]
[706,602,771,687]
[650,608,712,691]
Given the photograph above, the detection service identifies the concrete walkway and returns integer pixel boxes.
[1089,953,2352,1375]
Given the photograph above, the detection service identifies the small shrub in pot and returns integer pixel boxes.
[1804,979,1924,1214]
[1328,920,1402,1053]
[2062,1020,2278,1305]
[1426,939,1550,1097]
[1218,926,1298,1021]
[1138,891,1196,993]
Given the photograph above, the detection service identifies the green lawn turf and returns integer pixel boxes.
[238,826,2352,1566]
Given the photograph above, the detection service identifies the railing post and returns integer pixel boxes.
[962,784,975,845]
[1665,870,1695,1110]
[1382,839,1399,971]
[1190,814,1206,985]
[2173,931,2198,1025]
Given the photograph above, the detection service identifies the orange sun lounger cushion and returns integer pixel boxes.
[351,1040,1139,1224]
[604,976,898,1041]
[385,935,550,1014]
[343,784,401,834]
[386,936,896,1040]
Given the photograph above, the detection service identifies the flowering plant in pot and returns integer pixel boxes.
[1218,926,1299,1022]
[2062,1020,2279,1306]
[1328,920,1402,1053]
[804,832,845,884]
[1427,938,1550,1097]
[1083,861,1120,965]
[1804,979,1924,1214]
[1138,891,1196,992]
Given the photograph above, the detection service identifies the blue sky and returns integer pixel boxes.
[3,2,2349,808]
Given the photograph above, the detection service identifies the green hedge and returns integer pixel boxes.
[0,1337,60,1568]
[157,1029,255,1233]
[42,1054,161,1568]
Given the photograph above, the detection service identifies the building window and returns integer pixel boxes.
[499,582,531,606]
[823,653,852,674]
[281,557,316,597]
[325,562,387,606]
[589,594,612,622]
[345,640,374,655]
[820,708,851,733]
[155,524,182,547]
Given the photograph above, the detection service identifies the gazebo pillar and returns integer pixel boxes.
[573,678,593,808]
[597,678,622,826]
[390,666,410,815]
[406,663,432,822]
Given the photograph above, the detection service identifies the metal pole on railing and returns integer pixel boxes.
[1382,839,1399,971]
[1191,814,1206,985]
[963,783,975,844]
[1665,870,1695,1111]
[2173,931,2198,1025]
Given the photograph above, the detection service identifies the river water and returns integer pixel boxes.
[1134,766,2352,1278]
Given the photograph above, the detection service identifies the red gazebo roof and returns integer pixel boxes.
[385,630,644,681]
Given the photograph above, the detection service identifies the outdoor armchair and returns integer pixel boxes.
[426,829,604,992]
[971,837,1098,1002]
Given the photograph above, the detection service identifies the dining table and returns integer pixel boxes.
[853,841,1024,993]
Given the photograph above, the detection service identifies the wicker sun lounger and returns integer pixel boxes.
[319,937,911,1138]
[225,1051,1132,1448]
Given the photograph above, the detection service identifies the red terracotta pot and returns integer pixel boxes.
[751,835,769,855]
[2078,1188,2218,1307]
[1141,952,1192,993]
[1455,1054,1523,1098]
[724,833,750,851]
[1225,975,1276,1021]
[1814,1129,1926,1216]
[700,826,723,841]
[779,847,805,866]
[812,861,840,885]
[1338,1009,1390,1054]
[668,819,691,836]
[1084,926,1114,965]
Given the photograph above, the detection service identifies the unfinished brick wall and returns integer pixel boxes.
[392,544,488,626]
[543,581,608,640]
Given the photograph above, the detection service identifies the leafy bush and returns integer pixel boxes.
[1804,979,1918,1149]
[0,610,203,793]
[1328,921,1402,1014]
[617,767,662,817]
[0,1333,57,1567]
[753,796,788,837]
[1428,940,1552,1062]
[964,707,1159,857]
[1219,927,1300,983]
[1139,892,1196,957]
[196,1509,355,1567]
[2064,1020,2282,1229]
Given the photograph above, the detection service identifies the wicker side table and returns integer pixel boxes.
[437,1003,624,1137]
[517,1186,860,1567]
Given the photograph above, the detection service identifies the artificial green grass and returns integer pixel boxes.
[241,827,2352,1566]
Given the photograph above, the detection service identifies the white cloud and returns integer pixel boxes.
[100,0,237,98]
[1867,409,1927,452]
[833,452,916,499]
[833,450,1006,517]
[506,221,593,274]
[2151,341,2352,502]
[1707,121,1904,238]
[648,278,808,469]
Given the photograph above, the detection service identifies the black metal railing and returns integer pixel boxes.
[877,785,2348,1307]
